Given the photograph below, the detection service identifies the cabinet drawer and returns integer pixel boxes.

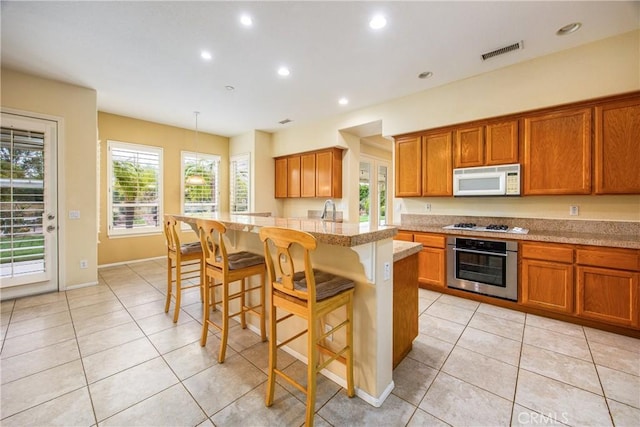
[394,231,414,242]
[576,247,640,271]
[521,243,573,264]
[414,233,445,249]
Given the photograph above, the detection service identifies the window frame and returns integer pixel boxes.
[106,140,163,237]
[180,150,221,217]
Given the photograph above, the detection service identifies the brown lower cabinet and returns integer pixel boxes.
[413,232,446,288]
[521,243,574,314]
[521,242,640,329]
[576,246,640,328]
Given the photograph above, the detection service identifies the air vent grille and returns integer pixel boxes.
[481,41,523,61]
[278,118,292,125]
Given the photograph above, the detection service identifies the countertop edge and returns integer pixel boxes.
[397,224,640,250]
[393,241,422,262]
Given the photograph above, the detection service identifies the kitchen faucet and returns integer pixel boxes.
[320,199,336,221]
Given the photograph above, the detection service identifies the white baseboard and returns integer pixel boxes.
[98,256,165,269]
[64,281,100,291]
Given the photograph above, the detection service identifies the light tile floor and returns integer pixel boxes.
[1,259,639,426]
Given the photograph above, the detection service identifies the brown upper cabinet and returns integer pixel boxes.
[454,120,519,168]
[315,148,343,198]
[274,147,343,198]
[274,157,288,198]
[422,131,453,196]
[395,132,452,197]
[594,97,640,194]
[301,153,316,198]
[287,155,301,198]
[523,107,592,195]
[394,135,422,197]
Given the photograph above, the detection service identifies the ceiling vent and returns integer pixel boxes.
[278,118,292,125]
[481,41,523,61]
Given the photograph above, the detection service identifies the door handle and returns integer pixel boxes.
[47,225,57,232]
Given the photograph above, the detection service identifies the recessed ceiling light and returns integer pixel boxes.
[418,71,433,79]
[277,67,291,77]
[338,97,349,105]
[369,14,387,30]
[200,51,212,60]
[240,14,253,27]
[556,22,582,36]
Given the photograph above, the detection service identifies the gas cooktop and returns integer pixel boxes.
[443,223,529,234]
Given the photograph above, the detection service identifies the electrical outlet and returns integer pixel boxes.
[80,260,88,269]
[324,324,333,342]
[569,205,579,216]
[425,203,431,212]
[383,262,391,280]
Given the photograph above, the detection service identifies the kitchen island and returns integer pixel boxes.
[173,213,398,406]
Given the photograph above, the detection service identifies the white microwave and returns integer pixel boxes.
[453,163,521,196]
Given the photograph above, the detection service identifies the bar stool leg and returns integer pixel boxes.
[346,296,355,397]
[173,260,182,323]
[240,278,247,329]
[259,272,266,341]
[265,304,277,407]
[164,256,172,314]
[219,283,230,363]
[306,318,318,426]
[200,276,210,347]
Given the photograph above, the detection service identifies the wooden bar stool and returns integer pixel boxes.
[197,219,266,363]
[259,226,355,427]
[163,215,204,323]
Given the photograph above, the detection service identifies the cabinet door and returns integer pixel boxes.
[454,126,484,168]
[316,148,342,198]
[274,157,288,198]
[594,97,640,194]
[301,153,316,198]
[486,120,519,165]
[521,259,574,314]
[417,247,445,287]
[287,155,301,198]
[576,266,639,328]
[395,136,422,197]
[422,131,452,196]
[523,107,591,195]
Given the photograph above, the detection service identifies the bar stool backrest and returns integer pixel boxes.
[163,215,181,253]
[259,226,318,304]
[197,219,230,272]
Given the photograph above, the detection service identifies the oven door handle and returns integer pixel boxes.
[452,247,508,257]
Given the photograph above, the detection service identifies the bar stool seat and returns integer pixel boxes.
[197,219,266,363]
[259,226,355,427]
[163,215,204,323]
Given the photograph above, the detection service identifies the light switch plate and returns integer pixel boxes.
[69,210,80,219]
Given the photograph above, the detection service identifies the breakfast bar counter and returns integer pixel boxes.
[173,213,399,407]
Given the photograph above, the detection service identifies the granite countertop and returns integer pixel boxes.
[172,213,397,247]
[393,241,422,262]
[399,215,640,250]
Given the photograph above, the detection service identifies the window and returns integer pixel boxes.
[230,153,250,213]
[107,140,163,236]
[181,151,220,215]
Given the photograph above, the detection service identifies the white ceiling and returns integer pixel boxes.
[1,1,638,137]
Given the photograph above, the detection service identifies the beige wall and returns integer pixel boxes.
[270,30,640,223]
[1,68,98,288]
[97,112,229,265]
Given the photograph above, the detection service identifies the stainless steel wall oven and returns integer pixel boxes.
[446,236,518,301]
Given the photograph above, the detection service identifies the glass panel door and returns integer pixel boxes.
[1,113,58,294]
[359,158,389,226]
